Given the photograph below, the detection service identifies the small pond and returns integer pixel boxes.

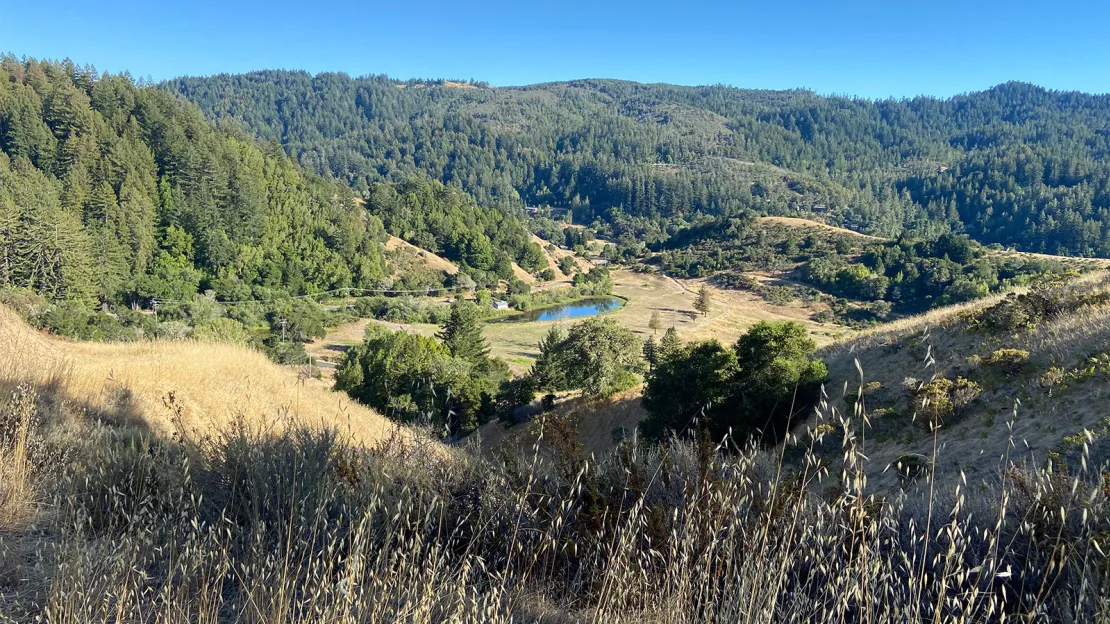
[490,297,625,323]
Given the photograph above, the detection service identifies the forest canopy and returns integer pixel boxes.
[166,73,1110,257]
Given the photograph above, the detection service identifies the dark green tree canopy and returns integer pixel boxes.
[529,317,642,399]
[643,321,827,444]
[436,299,491,365]
[335,324,507,435]
[169,72,1110,258]
[0,56,389,308]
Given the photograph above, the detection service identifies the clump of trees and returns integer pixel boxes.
[641,321,827,444]
[367,178,541,286]
[530,317,643,399]
[798,233,1074,313]
[335,300,509,434]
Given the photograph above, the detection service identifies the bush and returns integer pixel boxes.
[643,321,826,443]
[983,348,1030,376]
[193,318,252,344]
[263,337,312,365]
[155,321,192,340]
[906,376,981,426]
[967,285,1110,333]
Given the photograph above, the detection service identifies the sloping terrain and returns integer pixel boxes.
[814,272,1110,490]
[385,235,460,275]
[0,306,403,447]
[169,73,1110,258]
[757,216,881,241]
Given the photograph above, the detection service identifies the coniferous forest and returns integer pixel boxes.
[168,72,1110,256]
[0,57,538,321]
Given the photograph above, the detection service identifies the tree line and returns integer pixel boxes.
[0,57,560,350]
[167,72,1110,257]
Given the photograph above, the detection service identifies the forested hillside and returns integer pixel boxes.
[0,58,543,311]
[0,56,390,307]
[167,73,1110,256]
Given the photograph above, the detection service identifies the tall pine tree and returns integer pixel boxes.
[437,299,490,365]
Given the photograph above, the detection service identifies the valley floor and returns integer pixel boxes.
[307,268,850,377]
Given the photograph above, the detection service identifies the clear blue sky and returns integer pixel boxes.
[2,0,1106,99]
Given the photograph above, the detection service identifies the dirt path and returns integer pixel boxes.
[664,273,689,294]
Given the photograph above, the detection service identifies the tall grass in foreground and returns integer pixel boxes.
[0,386,34,529]
[2,373,1109,623]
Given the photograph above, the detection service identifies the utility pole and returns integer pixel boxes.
[279,315,287,343]
[152,298,160,321]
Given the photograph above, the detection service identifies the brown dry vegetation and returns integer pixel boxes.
[385,235,460,275]
[530,234,591,281]
[0,306,404,449]
[757,215,882,241]
[815,271,1110,490]
[5,290,1110,620]
[478,387,648,458]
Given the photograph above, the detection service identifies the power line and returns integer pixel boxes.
[151,285,477,307]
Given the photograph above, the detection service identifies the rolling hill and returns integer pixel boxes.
[0,305,407,447]
[166,73,1110,256]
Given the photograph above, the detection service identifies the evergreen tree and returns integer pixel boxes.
[530,324,568,391]
[694,285,711,317]
[642,334,658,372]
[437,299,490,365]
[658,326,681,360]
[648,309,662,333]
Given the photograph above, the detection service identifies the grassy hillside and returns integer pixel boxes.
[815,272,1110,489]
[0,305,403,446]
[5,278,1110,621]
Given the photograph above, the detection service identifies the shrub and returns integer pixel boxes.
[155,321,192,340]
[1038,366,1066,389]
[967,285,1110,333]
[894,453,931,484]
[983,348,1031,376]
[908,376,981,426]
[193,318,252,344]
[643,321,826,443]
[263,338,312,365]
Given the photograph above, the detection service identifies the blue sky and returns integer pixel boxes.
[1,0,1106,98]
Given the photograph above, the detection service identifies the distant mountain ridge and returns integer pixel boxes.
[165,72,1110,256]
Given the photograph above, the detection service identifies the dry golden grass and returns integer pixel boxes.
[0,385,33,530]
[385,235,460,275]
[479,387,647,458]
[311,268,847,377]
[757,216,882,241]
[0,306,406,448]
[531,234,591,280]
[816,271,1110,491]
[609,270,847,347]
[510,261,536,284]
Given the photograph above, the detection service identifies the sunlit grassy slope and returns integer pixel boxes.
[0,306,402,447]
[817,271,1110,489]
